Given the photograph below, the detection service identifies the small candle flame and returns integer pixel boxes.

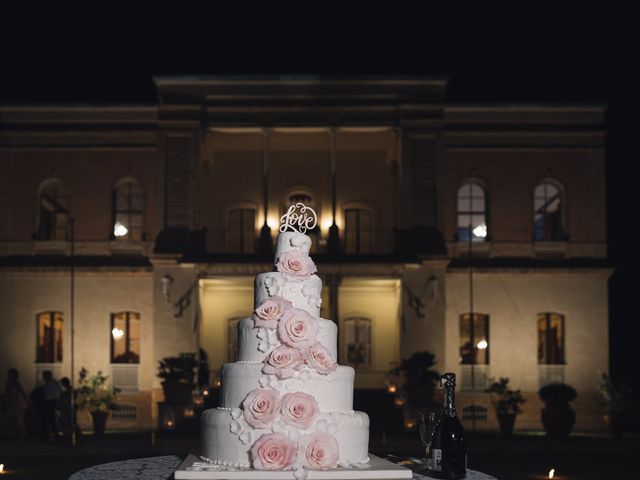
[548,468,555,479]
[387,384,397,393]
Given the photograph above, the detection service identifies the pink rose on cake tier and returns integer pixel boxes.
[304,342,337,374]
[263,345,305,379]
[280,392,319,429]
[242,388,281,429]
[250,432,297,470]
[300,433,339,470]
[277,308,319,350]
[275,250,317,278]
[252,296,293,329]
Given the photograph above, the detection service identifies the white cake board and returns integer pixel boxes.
[174,454,413,479]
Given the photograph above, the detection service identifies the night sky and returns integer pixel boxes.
[1,3,638,413]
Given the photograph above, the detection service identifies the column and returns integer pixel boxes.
[257,128,274,256]
[327,127,341,255]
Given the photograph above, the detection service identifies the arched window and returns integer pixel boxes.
[227,208,256,253]
[343,317,372,370]
[111,311,140,364]
[112,178,144,241]
[534,181,565,241]
[459,313,489,365]
[227,317,243,362]
[344,208,372,254]
[36,179,70,241]
[36,311,63,363]
[538,313,565,364]
[457,181,488,242]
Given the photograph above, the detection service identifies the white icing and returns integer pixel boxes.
[275,232,312,258]
[219,362,355,412]
[201,408,369,468]
[237,317,337,363]
[255,272,322,318]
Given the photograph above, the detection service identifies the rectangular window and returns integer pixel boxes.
[344,208,372,254]
[228,209,256,254]
[36,311,63,363]
[111,312,140,364]
[459,313,489,365]
[538,313,565,364]
[343,317,372,370]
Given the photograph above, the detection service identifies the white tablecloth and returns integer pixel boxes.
[68,455,498,480]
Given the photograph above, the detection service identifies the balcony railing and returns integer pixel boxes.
[205,228,397,256]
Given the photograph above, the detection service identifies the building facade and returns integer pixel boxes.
[0,77,610,432]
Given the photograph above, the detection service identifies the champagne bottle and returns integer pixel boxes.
[426,373,466,479]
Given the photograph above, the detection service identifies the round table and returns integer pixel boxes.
[69,455,497,480]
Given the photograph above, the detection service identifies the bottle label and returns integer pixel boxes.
[431,448,442,472]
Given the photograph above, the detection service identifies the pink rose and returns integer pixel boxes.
[280,392,319,429]
[276,250,317,277]
[305,342,337,374]
[277,308,319,350]
[263,345,305,379]
[250,433,297,470]
[301,433,339,470]
[253,296,292,329]
[242,388,281,429]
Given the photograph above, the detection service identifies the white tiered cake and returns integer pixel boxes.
[201,229,370,475]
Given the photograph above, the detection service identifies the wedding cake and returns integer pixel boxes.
[201,204,370,477]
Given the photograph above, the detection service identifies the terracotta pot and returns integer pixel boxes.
[603,413,624,439]
[497,413,516,437]
[541,403,575,439]
[161,380,193,405]
[90,411,109,436]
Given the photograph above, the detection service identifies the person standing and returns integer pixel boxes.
[42,370,62,440]
[5,368,29,441]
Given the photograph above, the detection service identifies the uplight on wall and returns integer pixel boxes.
[112,327,124,341]
[113,222,128,237]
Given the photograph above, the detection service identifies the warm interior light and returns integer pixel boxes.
[113,222,128,237]
[477,339,488,350]
[111,327,124,340]
[472,223,487,238]
[404,419,416,429]
[548,468,555,479]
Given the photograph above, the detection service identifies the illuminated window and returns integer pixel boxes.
[36,179,69,241]
[112,179,144,241]
[538,313,565,364]
[534,181,565,241]
[344,208,372,254]
[111,312,140,364]
[227,317,242,362]
[459,313,489,365]
[36,311,63,363]
[457,182,488,242]
[228,208,256,253]
[343,317,372,370]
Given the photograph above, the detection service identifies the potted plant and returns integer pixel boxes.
[157,352,197,405]
[389,351,440,408]
[538,382,577,438]
[77,367,119,435]
[596,372,630,438]
[485,377,526,437]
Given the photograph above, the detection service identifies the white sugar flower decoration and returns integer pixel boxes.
[230,420,241,434]
[239,430,252,445]
[230,408,242,420]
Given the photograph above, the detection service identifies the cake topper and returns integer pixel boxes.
[279,203,318,234]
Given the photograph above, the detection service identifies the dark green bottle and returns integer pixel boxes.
[426,373,466,479]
